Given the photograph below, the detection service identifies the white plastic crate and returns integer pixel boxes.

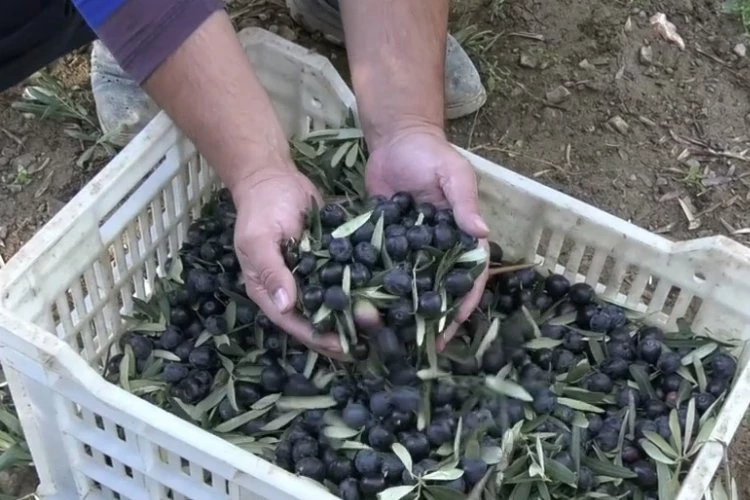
[0,27,749,500]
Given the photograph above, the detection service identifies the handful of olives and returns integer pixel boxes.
[284,192,488,361]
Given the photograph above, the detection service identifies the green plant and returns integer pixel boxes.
[724,0,750,34]
[11,71,122,170]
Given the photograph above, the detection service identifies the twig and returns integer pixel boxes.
[669,130,750,163]
[506,32,545,41]
[1,128,23,147]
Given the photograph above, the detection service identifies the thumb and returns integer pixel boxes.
[240,236,297,314]
[440,167,489,239]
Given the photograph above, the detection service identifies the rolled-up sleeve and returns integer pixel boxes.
[71,0,225,83]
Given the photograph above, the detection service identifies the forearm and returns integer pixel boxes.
[339,0,448,149]
[142,11,293,191]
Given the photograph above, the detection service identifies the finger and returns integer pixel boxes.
[246,282,348,359]
[436,241,490,352]
[238,231,299,314]
[436,320,462,352]
[438,165,490,239]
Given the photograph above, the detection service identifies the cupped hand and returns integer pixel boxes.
[366,127,491,351]
[231,167,345,358]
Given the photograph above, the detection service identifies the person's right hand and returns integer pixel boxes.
[231,167,345,359]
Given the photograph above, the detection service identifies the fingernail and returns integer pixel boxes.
[474,215,490,234]
[272,288,290,311]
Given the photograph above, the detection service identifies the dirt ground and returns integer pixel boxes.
[1,0,749,497]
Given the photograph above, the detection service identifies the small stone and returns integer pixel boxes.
[268,24,279,34]
[639,46,653,65]
[734,43,746,57]
[0,157,8,167]
[578,59,596,71]
[656,177,668,186]
[279,25,298,41]
[519,54,537,68]
[545,86,571,104]
[608,116,630,134]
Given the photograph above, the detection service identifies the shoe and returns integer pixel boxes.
[90,41,160,147]
[286,0,487,120]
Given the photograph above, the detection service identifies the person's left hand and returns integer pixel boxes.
[365,126,491,351]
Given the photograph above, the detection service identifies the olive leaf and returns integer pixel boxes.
[587,338,605,365]
[344,141,359,167]
[581,456,637,479]
[226,377,239,412]
[371,213,385,252]
[303,351,318,378]
[557,397,604,413]
[522,337,562,350]
[323,426,360,440]
[276,395,337,411]
[544,458,576,487]
[416,316,427,347]
[224,301,237,330]
[642,431,679,459]
[417,368,451,380]
[683,397,697,455]
[485,376,533,402]
[656,462,678,500]
[438,288,449,333]
[481,446,504,465]
[391,442,413,474]
[638,439,678,465]
[680,341,718,365]
[520,306,542,338]
[119,345,135,392]
[251,393,281,410]
[167,256,184,283]
[212,405,273,433]
[545,311,577,326]
[377,485,417,500]
[331,141,352,167]
[423,469,464,482]
[261,410,302,431]
[688,417,716,455]
[456,247,488,264]
[331,210,373,239]
[627,364,657,400]
[561,387,606,405]
[152,349,180,362]
[313,305,333,325]
[693,356,708,392]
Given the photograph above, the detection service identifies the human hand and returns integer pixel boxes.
[365,126,491,351]
[231,168,345,359]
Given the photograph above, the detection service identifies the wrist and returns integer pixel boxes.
[364,117,446,153]
[224,147,297,204]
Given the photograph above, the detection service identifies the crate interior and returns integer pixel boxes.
[33,137,748,499]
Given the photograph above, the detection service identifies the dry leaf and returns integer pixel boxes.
[650,13,685,50]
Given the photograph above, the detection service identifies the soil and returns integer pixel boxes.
[1,0,750,497]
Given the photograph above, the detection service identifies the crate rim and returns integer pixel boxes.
[0,26,748,500]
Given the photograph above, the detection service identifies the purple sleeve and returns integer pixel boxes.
[90,0,225,84]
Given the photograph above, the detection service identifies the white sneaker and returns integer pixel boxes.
[286,0,487,120]
[89,41,160,147]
